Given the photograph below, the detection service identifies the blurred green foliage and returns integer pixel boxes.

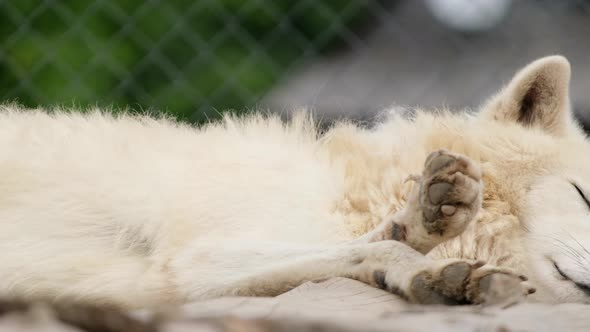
[0,0,380,123]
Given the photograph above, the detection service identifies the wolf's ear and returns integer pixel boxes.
[482,55,572,135]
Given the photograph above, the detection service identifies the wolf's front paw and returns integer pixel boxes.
[376,259,535,305]
[462,265,536,304]
[419,150,482,237]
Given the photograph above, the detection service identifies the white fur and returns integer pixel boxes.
[0,55,589,307]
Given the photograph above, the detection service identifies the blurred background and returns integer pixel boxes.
[1,0,590,128]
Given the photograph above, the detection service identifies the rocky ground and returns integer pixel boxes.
[2,278,589,332]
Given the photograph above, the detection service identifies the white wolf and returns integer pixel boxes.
[0,55,588,308]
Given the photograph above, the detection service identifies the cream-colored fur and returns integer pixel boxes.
[0,56,588,308]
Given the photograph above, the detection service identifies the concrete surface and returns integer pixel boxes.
[262,1,590,127]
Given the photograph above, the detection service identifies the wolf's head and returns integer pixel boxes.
[476,56,590,303]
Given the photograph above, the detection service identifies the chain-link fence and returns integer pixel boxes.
[2,0,590,125]
[0,0,398,123]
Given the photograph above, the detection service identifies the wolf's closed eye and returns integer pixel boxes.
[573,183,590,209]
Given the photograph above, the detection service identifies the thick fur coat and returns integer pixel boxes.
[1,56,588,308]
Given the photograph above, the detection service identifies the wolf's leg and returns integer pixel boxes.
[362,150,483,254]
[158,240,532,305]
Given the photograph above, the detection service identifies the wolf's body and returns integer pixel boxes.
[1,56,589,308]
